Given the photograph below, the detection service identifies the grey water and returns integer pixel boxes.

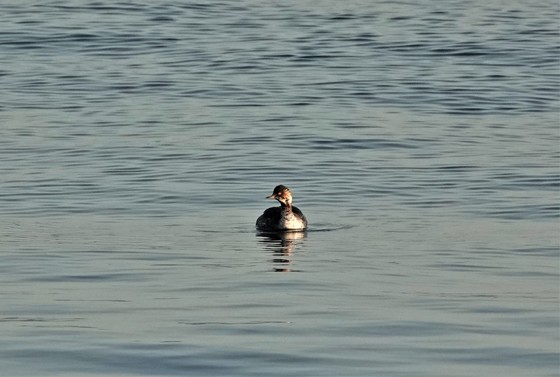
[1,1,559,376]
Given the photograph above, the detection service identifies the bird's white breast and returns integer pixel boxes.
[281,211,306,230]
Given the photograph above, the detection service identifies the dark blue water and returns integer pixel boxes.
[1,1,558,376]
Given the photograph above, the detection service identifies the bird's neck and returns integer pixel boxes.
[280,202,292,211]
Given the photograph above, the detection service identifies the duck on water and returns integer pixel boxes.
[256,185,308,231]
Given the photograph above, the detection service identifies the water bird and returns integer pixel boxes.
[256,185,308,231]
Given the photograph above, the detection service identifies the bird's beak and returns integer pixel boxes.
[266,194,276,200]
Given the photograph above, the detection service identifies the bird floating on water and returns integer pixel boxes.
[256,185,308,231]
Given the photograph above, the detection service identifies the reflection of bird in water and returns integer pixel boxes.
[256,185,308,231]
[256,231,307,272]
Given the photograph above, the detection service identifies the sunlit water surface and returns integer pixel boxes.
[0,1,558,376]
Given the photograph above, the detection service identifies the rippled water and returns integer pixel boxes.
[1,1,559,376]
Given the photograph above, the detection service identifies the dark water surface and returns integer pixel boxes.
[1,1,559,376]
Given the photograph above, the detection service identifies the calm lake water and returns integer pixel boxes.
[1,1,559,376]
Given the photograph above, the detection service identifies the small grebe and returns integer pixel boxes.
[256,185,308,231]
